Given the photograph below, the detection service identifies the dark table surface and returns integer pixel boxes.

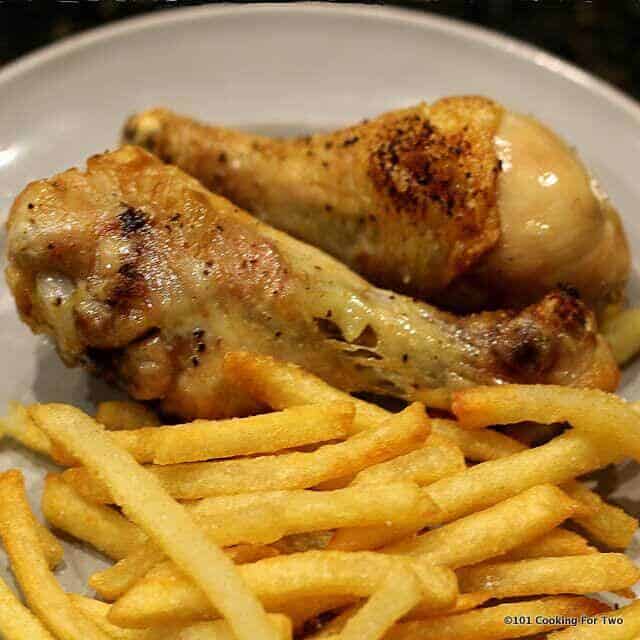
[1,1,639,102]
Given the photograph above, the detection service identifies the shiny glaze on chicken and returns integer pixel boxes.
[124,97,629,313]
[6,147,619,419]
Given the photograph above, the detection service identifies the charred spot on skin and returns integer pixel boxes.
[492,321,556,378]
[342,136,360,147]
[119,207,148,236]
[218,152,227,164]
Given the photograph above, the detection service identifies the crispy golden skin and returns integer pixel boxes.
[124,97,629,313]
[6,147,618,419]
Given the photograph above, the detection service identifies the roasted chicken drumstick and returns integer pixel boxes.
[124,97,629,312]
[6,147,618,419]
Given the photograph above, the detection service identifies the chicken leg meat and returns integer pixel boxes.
[123,97,630,313]
[6,147,619,419]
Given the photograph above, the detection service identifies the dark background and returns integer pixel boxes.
[1,1,639,102]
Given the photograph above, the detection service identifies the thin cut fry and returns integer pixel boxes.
[60,402,429,502]
[562,480,639,549]
[91,481,434,600]
[223,351,525,460]
[178,616,292,640]
[384,484,580,568]
[352,433,465,485]
[501,528,596,561]
[3,402,54,458]
[34,518,64,570]
[108,551,458,629]
[406,592,492,620]
[330,431,606,550]
[117,402,353,464]
[223,352,387,432]
[452,385,640,462]
[602,308,640,365]
[457,553,640,598]
[31,404,280,640]
[431,418,526,461]
[92,540,280,602]
[0,574,56,640]
[547,598,640,639]
[69,594,178,639]
[42,474,147,560]
[70,595,292,640]
[95,401,161,430]
[0,470,111,640]
[336,566,423,640]
[383,596,607,640]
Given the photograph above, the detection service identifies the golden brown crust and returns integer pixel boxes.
[366,97,502,290]
[123,98,504,297]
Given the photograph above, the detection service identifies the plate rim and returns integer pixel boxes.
[1,2,639,127]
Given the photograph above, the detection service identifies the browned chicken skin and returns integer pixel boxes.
[123,97,630,313]
[5,147,618,419]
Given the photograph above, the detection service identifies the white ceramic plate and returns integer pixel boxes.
[1,2,640,594]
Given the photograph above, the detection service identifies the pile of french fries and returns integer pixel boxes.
[1,351,640,639]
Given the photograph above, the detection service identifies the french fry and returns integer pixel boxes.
[92,539,280,602]
[452,385,640,462]
[457,553,640,598]
[70,595,292,640]
[34,518,64,570]
[110,402,354,464]
[3,402,54,458]
[602,308,640,365]
[547,598,640,639]
[562,480,639,549]
[61,402,429,502]
[223,352,388,432]
[177,616,292,640]
[407,592,492,620]
[384,484,580,568]
[501,528,596,561]
[55,403,354,466]
[42,474,147,560]
[335,566,423,640]
[430,418,526,461]
[330,431,606,550]
[31,404,280,640]
[69,595,177,639]
[95,401,161,430]
[0,574,56,640]
[91,482,434,600]
[383,596,607,640]
[224,351,526,460]
[0,470,111,640]
[352,433,465,485]
[108,552,458,629]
